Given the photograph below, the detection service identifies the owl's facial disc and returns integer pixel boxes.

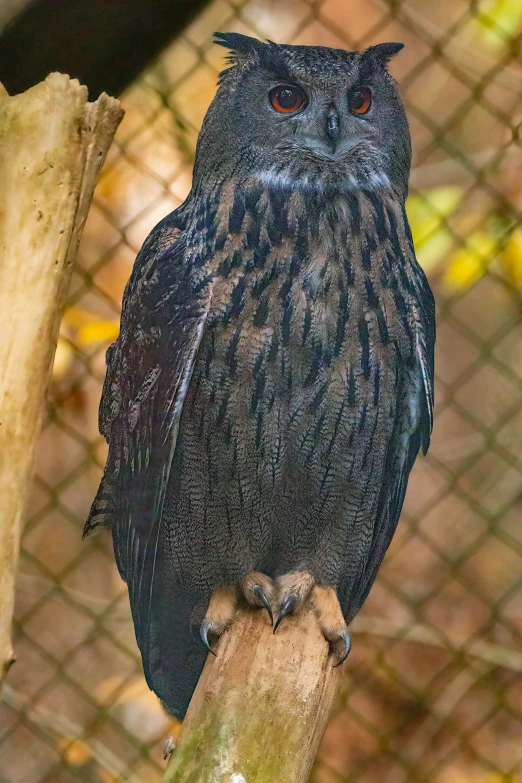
[264,77,386,173]
[267,85,373,159]
[254,67,407,192]
[256,85,388,192]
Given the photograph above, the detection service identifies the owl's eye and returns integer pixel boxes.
[269,85,308,114]
[347,87,372,115]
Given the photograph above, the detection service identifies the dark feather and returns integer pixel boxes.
[84,204,214,704]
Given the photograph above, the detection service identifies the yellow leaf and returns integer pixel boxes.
[502,228,522,286]
[52,336,74,380]
[415,231,456,275]
[407,186,462,243]
[475,0,522,50]
[77,320,120,346]
[406,186,462,272]
[58,738,91,767]
[62,306,100,329]
[444,232,498,290]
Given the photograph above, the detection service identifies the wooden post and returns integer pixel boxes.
[163,606,343,783]
[0,74,123,684]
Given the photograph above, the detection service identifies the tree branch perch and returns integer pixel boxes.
[0,74,122,685]
[163,606,343,783]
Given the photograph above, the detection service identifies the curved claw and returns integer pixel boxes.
[200,619,217,656]
[274,593,298,633]
[253,584,274,626]
[333,629,351,668]
[163,736,175,760]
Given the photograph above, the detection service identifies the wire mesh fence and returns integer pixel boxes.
[1,0,521,781]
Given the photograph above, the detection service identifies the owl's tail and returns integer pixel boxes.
[141,585,209,721]
[84,475,208,720]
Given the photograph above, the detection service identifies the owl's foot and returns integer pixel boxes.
[311,585,351,667]
[273,570,315,632]
[200,586,236,655]
[200,573,275,654]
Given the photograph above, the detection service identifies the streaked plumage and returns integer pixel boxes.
[85,33,435,719]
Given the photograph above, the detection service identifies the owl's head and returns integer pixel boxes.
[193,33,411,199]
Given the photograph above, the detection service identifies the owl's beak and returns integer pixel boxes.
[326,105,340,152]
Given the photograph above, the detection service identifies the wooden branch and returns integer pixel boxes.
[163,606,343,783]
[0,74,123,685]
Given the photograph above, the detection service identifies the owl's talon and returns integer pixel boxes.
[163,736,175,760]
[200,585,237,656]
[332,629,351,667]
[253,584,274,625]
[200,619,217,656]
[274,593,298,632]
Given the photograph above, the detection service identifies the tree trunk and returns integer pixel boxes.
[0,74,123,684]
[163,605,343,783]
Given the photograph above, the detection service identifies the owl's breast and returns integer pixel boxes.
[178,183,422,512]
[187,234,412,472]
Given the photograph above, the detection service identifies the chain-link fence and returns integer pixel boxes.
[1,1,521,781]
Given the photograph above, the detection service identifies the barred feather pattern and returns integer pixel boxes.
[164,181,434,617]
[85,179,434,718]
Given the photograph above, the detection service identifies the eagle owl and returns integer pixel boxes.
[85,33,435,720]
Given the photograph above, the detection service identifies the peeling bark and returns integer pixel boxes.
[0,74,122,685]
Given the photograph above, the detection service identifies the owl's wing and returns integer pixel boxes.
[354,267,435,611]
[84,210,212,655]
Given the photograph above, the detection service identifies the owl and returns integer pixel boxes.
[85,32,435,720]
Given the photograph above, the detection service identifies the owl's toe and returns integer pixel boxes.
[240,572,275,625]
[311,585,351,667]
[273,570,315,632]
[200,586,237,656]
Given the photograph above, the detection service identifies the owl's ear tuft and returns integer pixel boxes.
[214,32,290,82]
[214,32,267,63]
[362,42,404,65]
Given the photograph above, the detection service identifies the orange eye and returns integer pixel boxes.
[269,85,308,114]
[348,87,372,115]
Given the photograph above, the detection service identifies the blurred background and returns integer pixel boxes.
[1,0,521,782]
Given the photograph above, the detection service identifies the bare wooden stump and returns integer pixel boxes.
[163,606,343,783]
[0,74,123,684]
